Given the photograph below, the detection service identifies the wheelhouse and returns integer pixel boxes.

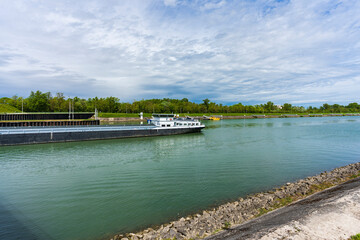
[148,114,204,128]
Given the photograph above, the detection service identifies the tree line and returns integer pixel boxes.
[1,90,360,114]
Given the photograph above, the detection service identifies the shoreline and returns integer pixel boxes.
[99,114,360,122]
[207,175,360,239]
[110,162,360,240]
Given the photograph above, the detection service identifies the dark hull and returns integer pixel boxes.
[0,127,204,146]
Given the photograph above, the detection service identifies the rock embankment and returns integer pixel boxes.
[111,162,360,240]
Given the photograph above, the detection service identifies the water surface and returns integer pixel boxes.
[0,117,360,240]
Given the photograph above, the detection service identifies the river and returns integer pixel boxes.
[0,117,360,240]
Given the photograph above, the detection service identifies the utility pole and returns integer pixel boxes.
[22,99,23,113]
[69,99,71,120]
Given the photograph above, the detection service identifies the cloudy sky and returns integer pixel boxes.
[0,0,359,105]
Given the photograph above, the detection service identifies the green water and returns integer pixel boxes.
[1,117,360,240]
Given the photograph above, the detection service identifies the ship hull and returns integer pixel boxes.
[0,126,205,146]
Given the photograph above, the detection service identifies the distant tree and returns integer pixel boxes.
[283,103,292,112]
[347,102,359,110]
[104,97,120,112]
[27,91,50,112]
[321,103,330,112]
[160,100,171,112]
[332,104,340,113]
[202,98,210,112]
[264,101,275,112]
[3,90,360,114]
[50,92,65,112]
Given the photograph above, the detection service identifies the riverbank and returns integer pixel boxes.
[111,162,360,240]
[207,175,360,240]
[99,113,360,122]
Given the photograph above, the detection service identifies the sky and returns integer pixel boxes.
[0,0,359,106]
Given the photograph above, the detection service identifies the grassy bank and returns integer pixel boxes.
[0,104,21,113]
[2,110,358,118]
[98,113,152,118]
[98,112,359,118]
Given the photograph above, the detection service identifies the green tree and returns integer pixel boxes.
[283,103,292,112]
[202,98,210,112]
[27,91,50,112]
[264,101,275,112]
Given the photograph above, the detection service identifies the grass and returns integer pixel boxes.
[179,112,358,117]
[212,229,221,234]
[273,196,294,208]
[256,196,294,217]
[182,112,305,116]
[97,112,359,118]
[350,233,360,240]
[255,181,342,218]
[308,182,335,194]
[1,109,358,117]
[0,104,21,113]
[256,208,272,217]
[222,221,231,230]
[350,171,360,179]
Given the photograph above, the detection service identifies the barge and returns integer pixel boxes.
[0,114,205,146]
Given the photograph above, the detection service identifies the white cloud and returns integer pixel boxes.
[163,0,178,7]
[0,0,359,105]
[202,0,226,10]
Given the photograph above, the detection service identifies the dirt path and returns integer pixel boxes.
[206,177,360,240]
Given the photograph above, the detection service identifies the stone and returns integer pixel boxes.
[142,233,156,240]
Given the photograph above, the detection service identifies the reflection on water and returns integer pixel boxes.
[0,197,38,240]
[0,117,360,240]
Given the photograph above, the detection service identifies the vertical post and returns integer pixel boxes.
[22,99,23,113]
[69,100,71,120]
